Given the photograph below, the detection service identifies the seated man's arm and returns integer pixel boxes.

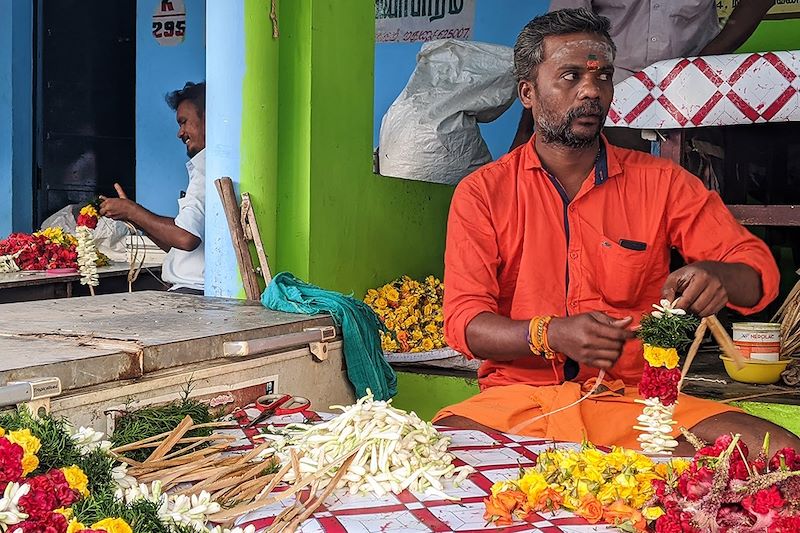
[699,0,773,56]
[99,184,200,252]
[663,167,779,316]
[445,180,633,370]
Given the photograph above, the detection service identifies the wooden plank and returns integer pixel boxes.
[726,205,800,227]
[241,192,272,285]
[214,177,262,300]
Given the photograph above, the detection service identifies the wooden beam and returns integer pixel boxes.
[214,177,262,301]
[727,205,800,227]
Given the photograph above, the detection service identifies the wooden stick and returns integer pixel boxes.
[679,318,708,391]
[111,421,236,454]
[283,454,356,533]
[719,390,798,404]
[215,177,261,300]
[706,315,746,370]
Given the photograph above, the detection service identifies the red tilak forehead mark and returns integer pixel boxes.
[587,54,599,70]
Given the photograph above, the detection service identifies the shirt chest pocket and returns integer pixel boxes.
[595,236,650,307]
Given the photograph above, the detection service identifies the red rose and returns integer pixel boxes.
[0,438,24,489]
[19,474,59,516]
[655,507,699,533]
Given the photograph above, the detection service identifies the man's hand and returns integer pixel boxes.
[661,262,729,317]
[547,312,635,370]
[99,183,138,221]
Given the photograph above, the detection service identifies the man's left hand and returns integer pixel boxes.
[661,262,728,317]
[99,183,138,221]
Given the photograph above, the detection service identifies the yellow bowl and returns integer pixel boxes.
[720,355,790,385]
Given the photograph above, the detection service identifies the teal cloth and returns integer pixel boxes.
[262,272,397,400]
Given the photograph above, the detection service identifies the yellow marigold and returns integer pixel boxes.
[385,287,400,304]
[421,338,434,351]
[21,454,39,476]
[374,297,388,310]
[62,465,90,497]
[643,344,679,369]
[91,518,133,533]
[0,426,4,438]
[79,204,98,218]
[517,470,548,504]
[67,520,86,533]
[490,480,518,496]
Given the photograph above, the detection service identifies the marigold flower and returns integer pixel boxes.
[91,517,133,533]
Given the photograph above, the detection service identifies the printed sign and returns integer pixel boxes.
[152,0,186,46]
[376,0,475,43]
[717,0,800,21]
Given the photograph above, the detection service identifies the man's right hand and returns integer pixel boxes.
[99,183,138,221]
[547,312,635,369]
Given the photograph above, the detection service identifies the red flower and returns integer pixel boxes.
[742,486,785,516]
[677,464,714,501]
[18,469,77,517]
[770,515,800,532]
[655,507,699,533]
[76,213,97,229]
[0,438,24,490]
[9,511,68,533]
[769,448,800,471]
[639,363,681,405]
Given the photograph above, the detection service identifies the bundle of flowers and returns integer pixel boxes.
[483,441,688,531]
[0,232,78,271]
[0,408,253,533]
[651,433,800,532]
[364,275,446,353]
[636,300,700,455]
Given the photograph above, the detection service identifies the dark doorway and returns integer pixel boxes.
[34,0,136,228]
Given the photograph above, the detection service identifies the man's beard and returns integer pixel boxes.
[536,100,605,148]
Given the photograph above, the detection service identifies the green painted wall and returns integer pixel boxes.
[739,20,800,53]
[270,0,454,298]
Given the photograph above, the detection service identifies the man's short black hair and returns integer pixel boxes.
[514,8,616,82]
[166,81,206,115]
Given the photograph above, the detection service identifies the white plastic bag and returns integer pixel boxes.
[378,39,516,185]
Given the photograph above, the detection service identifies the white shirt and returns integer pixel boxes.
[549,0,720,84]
[161,149,206,291]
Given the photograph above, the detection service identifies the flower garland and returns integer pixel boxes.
[636,299,700,455]
[0,233,78,271]
[364,275,445,353]
[652,432,800,532]
[75,205,100,292]
[483,441,688,531]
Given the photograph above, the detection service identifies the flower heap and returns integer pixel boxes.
[75,205,100,290]
[652,433,800,532]
[636,299,700,455]
[0,411,256,533]
[0,426,90,531]
[484,441,688,531]
[0,232,78,272]
[364,275,445,353]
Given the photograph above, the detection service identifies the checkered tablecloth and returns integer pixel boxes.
[216,405,618,533]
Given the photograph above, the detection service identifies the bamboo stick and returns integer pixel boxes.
[706,315,746,369]
[679,318,708,391]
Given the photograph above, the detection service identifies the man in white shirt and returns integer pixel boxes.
[100,81,206,294]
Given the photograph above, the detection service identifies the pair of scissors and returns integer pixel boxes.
[245,393,312,428]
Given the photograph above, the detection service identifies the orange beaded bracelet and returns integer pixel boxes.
[527,315,556,359]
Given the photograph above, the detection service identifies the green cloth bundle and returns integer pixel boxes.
[262,272,397,400]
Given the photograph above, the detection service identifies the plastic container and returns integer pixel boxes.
[732,322,782,362]
[720,355,789,385]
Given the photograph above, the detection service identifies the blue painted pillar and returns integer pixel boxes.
[204,1,245,297]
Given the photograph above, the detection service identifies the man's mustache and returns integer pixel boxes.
[566,101,604,121]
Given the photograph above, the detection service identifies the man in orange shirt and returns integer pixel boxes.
[435,8,799,454]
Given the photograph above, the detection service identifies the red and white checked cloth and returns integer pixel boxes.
[214,406,620,533]
[608,51,800,129]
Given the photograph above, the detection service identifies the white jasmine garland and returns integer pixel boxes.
[634,397,679,454]
[75,225,99,287]
[110,463,138,492]
[0,482,30,527]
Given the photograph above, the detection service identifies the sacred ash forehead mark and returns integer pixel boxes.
[548,39,613,64]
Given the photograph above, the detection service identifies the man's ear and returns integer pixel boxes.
[518,78,535,110]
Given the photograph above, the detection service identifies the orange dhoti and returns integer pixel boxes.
[433,381,740,449]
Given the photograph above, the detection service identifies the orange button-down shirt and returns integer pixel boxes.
[444,137,779,389]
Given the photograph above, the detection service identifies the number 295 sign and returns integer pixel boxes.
[152,0,186,46]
